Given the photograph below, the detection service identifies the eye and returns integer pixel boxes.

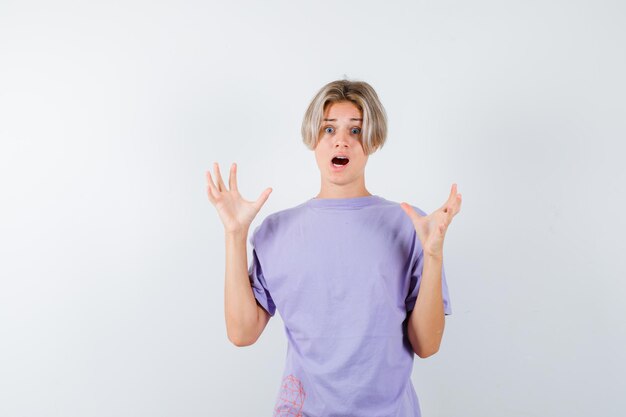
[351,127,361,135]
[324,126,334,134]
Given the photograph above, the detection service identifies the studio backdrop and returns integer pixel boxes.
[1,1,624,416]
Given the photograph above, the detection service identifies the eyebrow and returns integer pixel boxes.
[323,118,362,121]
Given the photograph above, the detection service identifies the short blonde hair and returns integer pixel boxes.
[301,79,388,155]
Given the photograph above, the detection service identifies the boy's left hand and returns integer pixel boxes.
[400,183,462,259]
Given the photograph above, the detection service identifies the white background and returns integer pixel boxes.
[1,0,625,416]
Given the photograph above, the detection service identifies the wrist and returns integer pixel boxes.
[423,251,443,262]
[225,227,249,240]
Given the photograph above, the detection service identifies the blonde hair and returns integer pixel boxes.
[301,79,388,155]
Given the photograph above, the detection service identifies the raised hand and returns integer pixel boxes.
[400,183,462,258]
[206,162,273,234]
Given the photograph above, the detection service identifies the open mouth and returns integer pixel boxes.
[331,156,350,167]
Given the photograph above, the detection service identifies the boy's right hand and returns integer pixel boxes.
[206,162,272,234]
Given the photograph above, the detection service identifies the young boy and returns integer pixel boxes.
[206,79,462,417]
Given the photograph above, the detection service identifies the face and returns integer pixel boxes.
[314,100,370,197]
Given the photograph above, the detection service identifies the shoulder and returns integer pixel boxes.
[249,202,309,246]
[373,196,429,255]
[374,195,428,224]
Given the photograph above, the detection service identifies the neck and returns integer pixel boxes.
[315,183,372,199]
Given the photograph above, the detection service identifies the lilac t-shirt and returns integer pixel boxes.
[248,194,452,417]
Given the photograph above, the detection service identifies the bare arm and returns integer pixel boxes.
[400,184,462,358]
[407,253,445,358]
[224,229,271,346]
[205,162,273,347]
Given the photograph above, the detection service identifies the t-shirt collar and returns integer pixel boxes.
[306,194,383,209]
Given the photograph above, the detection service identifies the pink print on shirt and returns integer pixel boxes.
[273,374,306,417]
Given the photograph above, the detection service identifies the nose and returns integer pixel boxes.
[333,129,350,148]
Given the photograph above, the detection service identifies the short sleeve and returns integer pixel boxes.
[248,230,276,317]
[405,243,453,316]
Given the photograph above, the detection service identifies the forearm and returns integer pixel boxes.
[407,253,446,358]
[224,229,260,345]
